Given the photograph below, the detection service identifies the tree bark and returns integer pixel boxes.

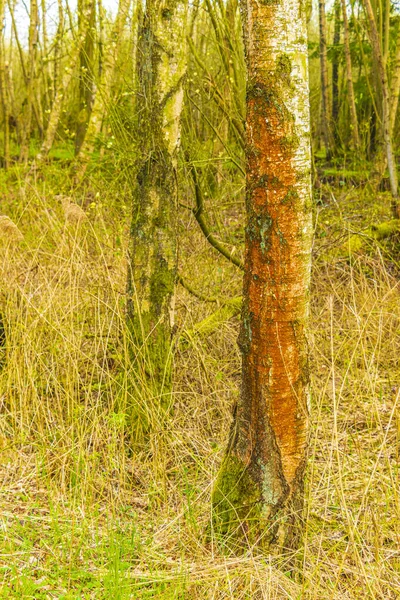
[35,4,91,163]
[332,0,341,139]
[127,0,188,413]
[341,0,361,150]
[364,0,399,215]
[318,0,332,160]
[74,0,96,155]
[212,0,313,550]
[0,0,10,168]
[76,0,131,169]
[53,0,65,98]
[40,0,52,115]
[389,27,400,136]
[19,0,39,163]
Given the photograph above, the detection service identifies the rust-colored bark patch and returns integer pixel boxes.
[239,76,309,490]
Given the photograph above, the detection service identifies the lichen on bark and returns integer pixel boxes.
[126,1,188,424]
[213,0,313,551]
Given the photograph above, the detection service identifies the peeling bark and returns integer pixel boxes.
[213,0,312,551]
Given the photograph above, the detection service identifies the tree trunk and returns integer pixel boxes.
[389,27,400,136]
[53,0,65,98]
[19,0,39,163]
[341,0,361,150]
[318,0,332,160]
[127,0,188,416]
[332,0,341,141]
[40,0,52,116]
[212,0,313,550]
[383,0,390,67]
[74,0,96,155]
[0,0,10,168]
[364,0,399,215]
[76,0,131,169]
[35,5,91,163]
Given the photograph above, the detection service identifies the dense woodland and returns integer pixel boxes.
[0,0,399,597]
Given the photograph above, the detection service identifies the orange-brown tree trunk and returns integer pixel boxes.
[212,0,313,551]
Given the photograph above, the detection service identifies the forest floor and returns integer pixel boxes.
[0,163,399,599]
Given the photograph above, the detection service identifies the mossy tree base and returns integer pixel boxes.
[213,0,313,554]
[212,453,305,553]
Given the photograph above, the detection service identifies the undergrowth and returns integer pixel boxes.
[0,164,399,598]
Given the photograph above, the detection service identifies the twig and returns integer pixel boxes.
[186,157,244,270]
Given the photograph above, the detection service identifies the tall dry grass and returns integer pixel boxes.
[0,174,399,598]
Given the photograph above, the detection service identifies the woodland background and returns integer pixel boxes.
[0,0,399,597]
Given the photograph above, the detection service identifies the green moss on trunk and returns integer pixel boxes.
[212,456,263,540]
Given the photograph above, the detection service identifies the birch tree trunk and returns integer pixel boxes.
[75,0,96,155]
[212,0,313,550]
[53,0,65,97]
[19,0,39,163]
[127,0,188,414]
[318,0,332,160]
[40,0,52,116]
[389,28,400,136]
[332,0,341,140]
[341,0,361,150]
[364,0,399,216]
[35,5,91,163]
[76,0,131,169]
[0,0,10,168]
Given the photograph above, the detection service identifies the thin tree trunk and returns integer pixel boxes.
[53,0,65,97]
[341,0,361,150]
[0,0,10,168]
[76,0,131,169]
[40,0,52,116]
[19,0,39,163]
[75,0,96,155]
[5,63,19,147]
[319,0,332,160]
[126,0,188,417]
[35,5,91,163]
[364,0,399,215]
[389,27,400,136]
[212,0,313,550]
[332,0,341,139]
[383,0,390,67]
[98,0,106,79]
[130,0,141,94]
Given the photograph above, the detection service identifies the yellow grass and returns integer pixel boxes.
[0,170,399,598]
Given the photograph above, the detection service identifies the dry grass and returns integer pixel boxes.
[0,170,399,598]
